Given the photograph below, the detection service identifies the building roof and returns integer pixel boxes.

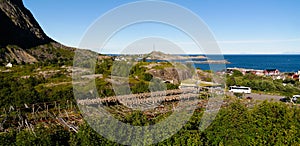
[265,69,278,71]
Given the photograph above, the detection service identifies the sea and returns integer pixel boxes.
[193,54,300,72]
[107,54,300,73]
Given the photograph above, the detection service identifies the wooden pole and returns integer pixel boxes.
[32,104,34,115]
[46,105,49,117]
[58,104,61,116]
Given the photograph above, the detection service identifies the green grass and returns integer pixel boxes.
[151,62,174,69]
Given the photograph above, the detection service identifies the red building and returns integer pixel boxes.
[292,74,299,80]
[264,69,280,76]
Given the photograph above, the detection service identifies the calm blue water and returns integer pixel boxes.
[107,54,300,72]
[194,55,300,72]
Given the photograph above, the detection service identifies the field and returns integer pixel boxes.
[0,60,300,145]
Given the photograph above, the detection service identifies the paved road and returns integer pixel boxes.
[227,92,283,102]
[249,93,283,101]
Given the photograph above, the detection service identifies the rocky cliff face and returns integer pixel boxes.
[0,0,75,64]
[148,67,193,84]
[0,0,52,49]
[1,45,38,63]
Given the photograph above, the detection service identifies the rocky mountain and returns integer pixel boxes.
[0,0,52,48]
[148,67,193,84]
[0,0,74,64]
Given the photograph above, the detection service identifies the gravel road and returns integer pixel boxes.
[227,92,284,102]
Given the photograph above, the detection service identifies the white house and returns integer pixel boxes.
[5,63,12,68]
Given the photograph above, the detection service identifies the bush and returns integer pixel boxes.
[143,73,153,81]
[131,81,149,94]
[166,83,179,90]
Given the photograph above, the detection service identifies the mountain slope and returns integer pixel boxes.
[0,0,74,64]
[0,0,52,49]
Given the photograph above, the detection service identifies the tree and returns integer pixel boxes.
[143,73,153,81]
[232,70,243,77]
[226,76,236,87]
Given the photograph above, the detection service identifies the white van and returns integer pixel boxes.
[229,86,251,94]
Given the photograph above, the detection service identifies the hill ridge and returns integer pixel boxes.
[0,0,75,64]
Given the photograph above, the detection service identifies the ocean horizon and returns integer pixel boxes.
[194,54,300,72]
[107,54,300,72]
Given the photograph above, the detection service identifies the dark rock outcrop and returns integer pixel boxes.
[0,0,77,64]
[148,67,193,84]
[1,45,38,63]
[0,0,53,49]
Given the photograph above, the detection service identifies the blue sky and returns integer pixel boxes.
[24,0,300,54]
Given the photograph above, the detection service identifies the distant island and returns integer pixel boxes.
[111,51,231,64]
[186,60,231,64]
